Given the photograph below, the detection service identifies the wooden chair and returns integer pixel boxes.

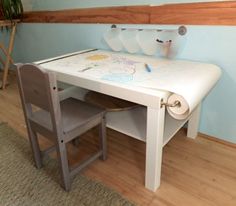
[16,64,107,191]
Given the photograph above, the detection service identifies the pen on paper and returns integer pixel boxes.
[145,64,152,72]
[78,67,93,72]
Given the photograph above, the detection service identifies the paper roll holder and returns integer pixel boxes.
[161,99,181,108]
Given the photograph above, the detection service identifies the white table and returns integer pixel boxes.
[37,49,201,191]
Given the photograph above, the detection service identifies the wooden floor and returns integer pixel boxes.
[1,71,236,206]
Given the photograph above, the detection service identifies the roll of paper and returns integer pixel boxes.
[125,55,222,120]
[167,94,189,120]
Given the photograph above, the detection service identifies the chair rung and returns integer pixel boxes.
[69,150,103,177]
[41,145,56,156]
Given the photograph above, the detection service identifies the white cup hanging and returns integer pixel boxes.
[120,29,140,53]
[168,34,186,58]
[158,30,186,58]
[137,30,161,56]
[103,28,123,51]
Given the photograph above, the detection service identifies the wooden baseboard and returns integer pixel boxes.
[22,1,236,25]
[198,132,236,149]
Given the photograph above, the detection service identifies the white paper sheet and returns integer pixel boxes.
[39,50,221,120]
[128,58,221,119]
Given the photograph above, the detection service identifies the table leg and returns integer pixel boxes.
[187,103,201,139]
[145,106,165,191]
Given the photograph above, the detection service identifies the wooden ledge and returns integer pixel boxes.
[22,1,236,25]
[23,6,150,24]
[150,1,236,25]
[0,20,20,27]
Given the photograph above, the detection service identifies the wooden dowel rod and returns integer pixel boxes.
[0,43,14,64]
[0,56,6,67]
[1,23,17,89]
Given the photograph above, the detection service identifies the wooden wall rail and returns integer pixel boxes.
[23,6,150,24]
[151,1,236,25]
[23,1,236,25]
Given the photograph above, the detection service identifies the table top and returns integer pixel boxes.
[37,49,171,107]
[37,49,221,109]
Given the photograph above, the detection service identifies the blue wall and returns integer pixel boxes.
[13,1,236,143]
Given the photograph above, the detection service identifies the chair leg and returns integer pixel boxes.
[28,128,42,169]
[99,116,107,161]
[56,139,71,191]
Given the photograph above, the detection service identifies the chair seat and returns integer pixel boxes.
[30,98,105,133]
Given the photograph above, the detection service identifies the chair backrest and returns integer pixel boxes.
[17,64,61,136]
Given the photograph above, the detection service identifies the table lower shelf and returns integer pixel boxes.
[59,85,191,147]
[107,106,191,146]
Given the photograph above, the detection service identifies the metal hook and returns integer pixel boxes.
[111,24,117,29]
[178,26,187,36]
[161,100,181,108]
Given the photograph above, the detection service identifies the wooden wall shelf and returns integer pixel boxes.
[22,1,236,25]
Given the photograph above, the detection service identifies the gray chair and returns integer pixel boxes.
[16,64,107,191]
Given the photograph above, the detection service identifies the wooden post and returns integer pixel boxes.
[0,20,18,89]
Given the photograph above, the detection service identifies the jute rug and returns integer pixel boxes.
[0,123,135,206]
